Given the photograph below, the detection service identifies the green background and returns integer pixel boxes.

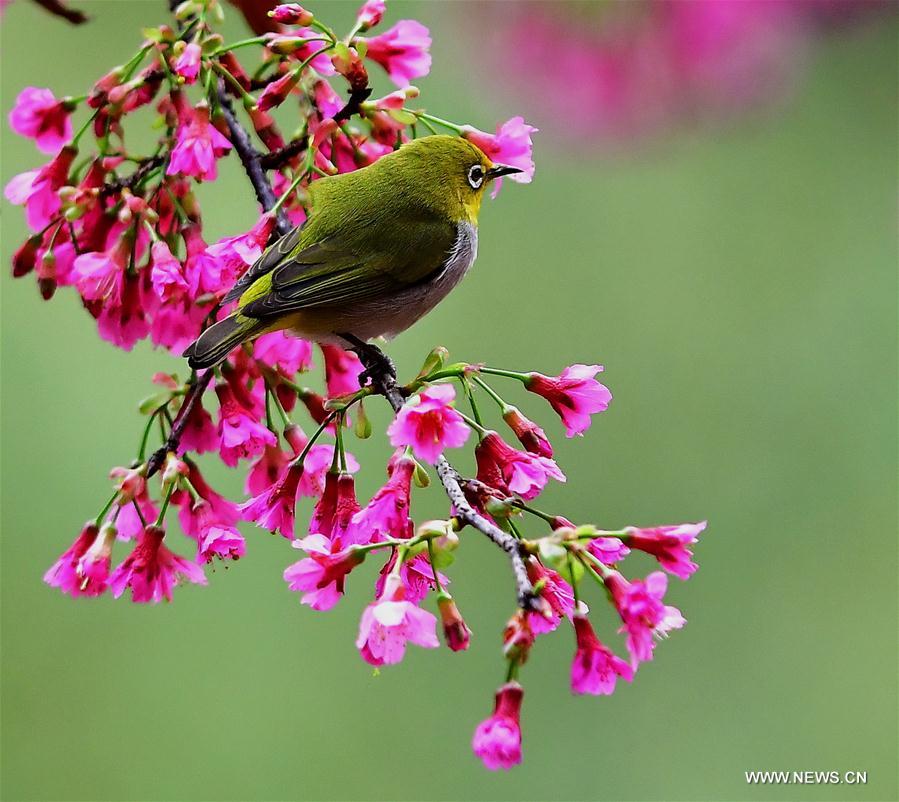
[1,2,896,801]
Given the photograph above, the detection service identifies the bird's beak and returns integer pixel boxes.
[486,164,523,180]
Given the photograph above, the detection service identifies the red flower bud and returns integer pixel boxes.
[268,3,314,26]
[12,236,40,278]
[438,594,471,651]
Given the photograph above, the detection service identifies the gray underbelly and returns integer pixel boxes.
[296,222,478,342]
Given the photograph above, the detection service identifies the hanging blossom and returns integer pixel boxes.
[8,0,705,772]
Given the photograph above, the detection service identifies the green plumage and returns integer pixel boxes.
[184,135,506,369]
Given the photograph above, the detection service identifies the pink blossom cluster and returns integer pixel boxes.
[9,0,704,772]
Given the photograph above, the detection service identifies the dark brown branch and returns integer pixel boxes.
[333,87,372,125]
[146,369,214,477]
[216,87,292,236]
[100,155,165,198]
[259,138,307,170]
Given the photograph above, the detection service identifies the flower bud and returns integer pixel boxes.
[331,45,368,92]
[37,250,57,300]
[256,67,301,112]
[268,3,314,25]
[502,405,553,458]
[414,345,448,380]
[162,453,189,486]
[12,236,40,278]
[438,593,471,651]
[355,0,385,31]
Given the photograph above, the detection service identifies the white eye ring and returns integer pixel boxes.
[467,164,485,189]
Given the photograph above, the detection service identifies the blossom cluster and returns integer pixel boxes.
[8,0,705,771]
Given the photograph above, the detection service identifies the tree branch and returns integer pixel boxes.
[216,86,292,237]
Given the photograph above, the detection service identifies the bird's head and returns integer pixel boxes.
[386,135,522,223]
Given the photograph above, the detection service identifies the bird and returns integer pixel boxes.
[183,134,521,376]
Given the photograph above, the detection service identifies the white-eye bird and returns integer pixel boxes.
[183,135,521,370]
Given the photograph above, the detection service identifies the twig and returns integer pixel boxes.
[216,86,292,236]
[259,138,307,170]
[99,155,165,197]
[146,370,213,476]
[333,87,372,125]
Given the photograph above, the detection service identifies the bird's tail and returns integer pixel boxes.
[183,315,262,369]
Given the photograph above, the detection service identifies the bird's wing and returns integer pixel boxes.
[221,224,303,305]
[238,216,456,320]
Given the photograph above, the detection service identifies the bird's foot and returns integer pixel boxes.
[339,333,396,388]
[357,347,396,388]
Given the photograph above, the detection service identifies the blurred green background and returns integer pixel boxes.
[1,2,896,801]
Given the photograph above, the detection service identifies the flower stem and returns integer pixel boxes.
[94,491,120,527]
[471,375,508,411]
[154,482,176,526]
[289,411,337,469]
[479,366,530,383]
[418,113,462,134]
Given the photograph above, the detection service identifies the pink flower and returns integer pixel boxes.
[570,613,634,695]
[240,464,302,538]
[96,272,151,350]
[204,214,276,291]
[178,399,218,454]
[245,443,289,496]
[361,20,432,87]
[587,536,631,564]
[625,522,706,579]
[74,522,118,596]
[525,364,612,437]
[472,682,524,771]
[178,462,240,533]
[174,42,202,84]
[257,68,302,112]
[475,431,565,501]
[4,146,75,231]
[319,344,363,397]
[375,550,444,604]
[109,525,207,603]
[43,522,99,597]
[283,534,364,610]
[149,240,188,300]
[526,558,575,634]
[356,0,385,30]
[356,573,439,665]
[254,332,313,375]
[215,383,277,467]
[269,3,314,25]
[345,452,414,545]
[296,444,359,498]
[8,86,73,154]
[605,569,686,665]
[190,502,246,563]
[166,104,232,181]
[72,249,122,301]
[387,384,470,463]
[502,405,553,458]
[438,594,471,651]
[462,116,537,195]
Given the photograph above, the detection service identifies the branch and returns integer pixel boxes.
[259,138,307,170]
[216,86,292,236]
[333,87,372,125]
[146,370,214,477]
[354,350,540,611]
[100,155,165,198]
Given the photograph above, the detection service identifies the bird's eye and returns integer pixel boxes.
[467,164,485,189]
